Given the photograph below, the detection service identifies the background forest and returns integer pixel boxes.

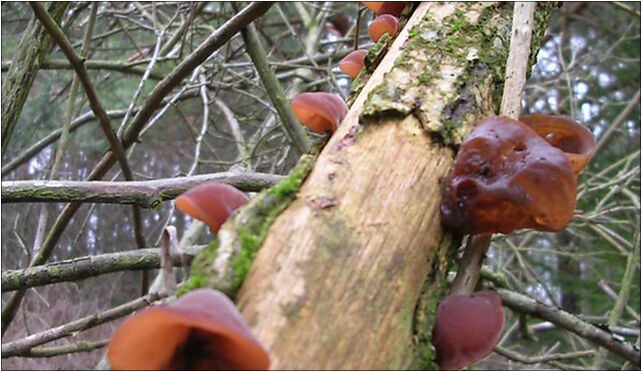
[1,2,640,370]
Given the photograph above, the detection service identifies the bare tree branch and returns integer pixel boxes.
[2,171,282,206]
[4,339,109,358]
[242,22,311,154]
[1,1,275,335]
[1,293,165,358]
[497,288,641,366]
[2,246,204,292]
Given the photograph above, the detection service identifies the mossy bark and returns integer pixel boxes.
[1,2,68,158]
[198,2,551,369]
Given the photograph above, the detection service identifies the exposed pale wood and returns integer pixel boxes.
[237,3,469,369]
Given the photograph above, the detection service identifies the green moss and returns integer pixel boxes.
[175,274,204,297]
[232,229,260,289]
[359,3,527,145]
[175,238,218,297]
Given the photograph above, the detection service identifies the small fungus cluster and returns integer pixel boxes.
[292,2,407,136]
[433,114,596,369]
[107,289,269,370]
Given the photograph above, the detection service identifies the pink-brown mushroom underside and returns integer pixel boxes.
[432,291,504,370]
[440,116,577,235]
[175,182,248,233]
[338,49,368,79]
[291,92,348,134]
[107,289,269,370]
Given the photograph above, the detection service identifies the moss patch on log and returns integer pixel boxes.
[360,3,514,145]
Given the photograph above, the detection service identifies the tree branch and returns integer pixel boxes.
[1,293,165,358]
[1,2,274,335]
[242,22,311,154]
[2,171,283,207]
[5,339,109,358]
[2,246,204,292]
[497,288,641,366]
[494,345,595,365]
[0,59,165,79]
[1,2,68,158]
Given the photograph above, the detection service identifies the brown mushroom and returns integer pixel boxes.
[432,290,504,370]
[107,289,270,370]
[290,92,348,134]
[368,14,400,43]
[175,182,248,234]
[440,116,577,235]
[338,49,368,79]
[519,114,596,175]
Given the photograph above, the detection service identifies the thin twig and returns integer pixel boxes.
[494,345,595,365]
[497,288,640,366]
[242,22,311,154]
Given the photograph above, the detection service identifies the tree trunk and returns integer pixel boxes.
[202,2,551,369]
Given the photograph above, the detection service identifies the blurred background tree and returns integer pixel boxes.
[1,2,639,369]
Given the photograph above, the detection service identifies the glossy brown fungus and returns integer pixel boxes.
[519,114,596,175]
[440,116,577,235]
[368,14,400,43]
[291,92,348,134]
[338,49,368,79]
[175,182,249,234]
[432,290,505,370]
[107,289,270,370]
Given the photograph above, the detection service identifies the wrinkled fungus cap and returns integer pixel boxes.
[175,182,248,234]
[519,114,596,175]
[107,289,270,370]
[440,116,577,235]
[432,291,504,370]
[368,14,400,43]
[338,50,368,79]
[291,92,348,134]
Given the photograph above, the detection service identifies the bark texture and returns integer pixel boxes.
[1,2,68,158]
[235,3,522,369]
